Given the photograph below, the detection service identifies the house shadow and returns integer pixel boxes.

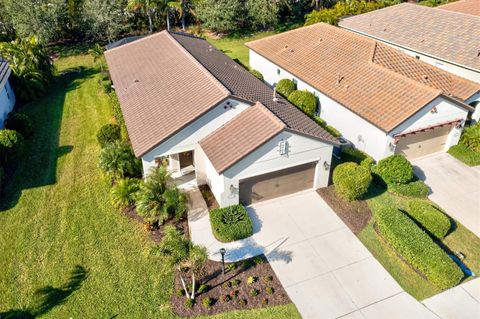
[0,67,97,211]
[0,265,89,318]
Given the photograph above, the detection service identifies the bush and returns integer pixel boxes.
[0,129,25,165]
[202,297,212,308]
[135,166,171,224]
[249,288,259,297]
[197,284,209,294]
[110,178,141,209]
[5,113,33,138]
[407,200,451,238]
[0,165,4,194]
[250,69,264,81]
[341,147,373,165]
[97,123,121,148]
[185,298,194,308]
[227,262,237,271]
[98,141,142,180]
[265,287,274,295]
[162,186,188,220]
[247,276,256,284]
[210,204,253,242]
[460,122,480,152]
[375,155,413,185]
[220,294,231,303]
[375,206,463,289]
[325,125,341,138]
[388,180,429,198]
[276,79,296,98]
[288,90,317,116]
[332,162,372,201]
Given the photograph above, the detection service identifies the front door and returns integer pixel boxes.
[179,151,194,169]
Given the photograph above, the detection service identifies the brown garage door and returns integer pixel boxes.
[395,125,452,159]
[239,162,316,205]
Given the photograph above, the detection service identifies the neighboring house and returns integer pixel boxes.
[438,0,480,16]
[246,23,480,161]
[105,31,338,207]
[338,3,480,85]
[0,60,16,128]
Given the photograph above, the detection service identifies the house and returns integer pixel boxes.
[246,23,480,161]
[104,31,338,207]
[338,3,480,85]
[439,0,480,16]
[0,60,15,128]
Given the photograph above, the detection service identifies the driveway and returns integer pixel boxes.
[412,153,480,237]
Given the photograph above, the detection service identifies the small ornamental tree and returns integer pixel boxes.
[98,141,141,180]
[375,155,414,185]
[333,162,372,201]
[288,90,317,116]
[96,123,121,148]
[275,79,296,98]
[0,129,25,165]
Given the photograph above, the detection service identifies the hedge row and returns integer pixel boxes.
[210,205,253,242]
[407,200,451,239]
[388,180,429,198]
[288,90,317,116]
[375,206,463,289]
[276,79,296,98]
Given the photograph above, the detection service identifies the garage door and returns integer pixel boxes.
[395,125,452,159]
[239,162,316,205]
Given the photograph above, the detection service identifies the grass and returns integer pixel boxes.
[358,186,480,300]
[0,52,300,318]
[206,31,276,68]
[448,144,480,166]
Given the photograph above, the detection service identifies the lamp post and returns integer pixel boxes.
[219,248,226,275]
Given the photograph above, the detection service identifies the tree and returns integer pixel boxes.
[195,0,247,33]
[156,225,207,300]
[110,178,141,208]
[83,0,127,42]
[135,166,171,224]
[88,43,105,72]
[246,0,279,30]
[0,35,54,102]
[98,141,142,180]
[162,186,188,220]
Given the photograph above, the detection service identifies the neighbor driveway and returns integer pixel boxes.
[412,153,480,237]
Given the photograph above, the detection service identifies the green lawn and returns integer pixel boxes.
[448,144,480,166]
[0,53,300,318]
[206,31,277,68]
[358,187,480,300]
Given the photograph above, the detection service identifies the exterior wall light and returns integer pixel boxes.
[388,142,396,152]
[323,161,330,170]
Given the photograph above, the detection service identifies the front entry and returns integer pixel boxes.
[239,162,316,206]
[179,151,194,169]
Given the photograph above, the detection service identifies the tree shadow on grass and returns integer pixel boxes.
[0,67,98,212]
[0,265,89,319]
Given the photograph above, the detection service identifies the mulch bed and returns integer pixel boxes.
[171,255,291,317]
[198,184,219,210]
[123,205,189,243]
[317,185,372,234]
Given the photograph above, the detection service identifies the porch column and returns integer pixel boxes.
[169,154,180,172]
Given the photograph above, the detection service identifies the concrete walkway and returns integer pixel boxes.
[187,188,439,318]
[412,153,480,237]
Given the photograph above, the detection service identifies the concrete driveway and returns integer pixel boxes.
[247,191,437,319]
[412,153,480,237]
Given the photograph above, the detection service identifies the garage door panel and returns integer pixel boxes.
[395,125,451,160]
[239,162,316,205]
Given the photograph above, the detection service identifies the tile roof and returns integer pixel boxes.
[439,0,480,16]
[246,23,480,132]
[200,102,285,174]
[339,3,480,71]
[105,31,230,157]
[170,32,338,145]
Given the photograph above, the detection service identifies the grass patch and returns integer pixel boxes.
[0,52,300,318]
[448,144,480,166]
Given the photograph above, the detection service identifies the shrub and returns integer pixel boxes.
[407,200,451,238]
[202,297,212,308]
[265,287,274,295]
[185,298,194,308]
[276,79,296,98]
[250,69,264,81]
[388,180,429,198]
[0,129,25,165]
[102,80,112,93]
[249,288,259,297]
[197,284,209,294]
[229,290,239,299]
[227,262,237,271]
[247,276,256,284]
[288,90,317,116]
[5,113,33,139]
[135,166,171,224]
[242,259,253,269]
[341,147,373,165]
[98,142,142,180]
[238,299,247,306]
[325,125,341,138]
[230,279,240,287]
[253,256,264,265]
[460,122,480,152]
[261,298,269,306]
[375,206,463,289]
[264,275,273,283]
[97,123,121,148]
[162,186,188,220]
[375,155,413,185]
[333,162,372,201]
[0,165,4,194]
[110,178,141,208]
[176,288,184,297]
[220,294,231,303]
[210,205,253,242]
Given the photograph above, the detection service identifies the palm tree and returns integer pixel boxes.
[110,178,141,209]
[461,122,480,152]
[135,166,171,223]
[98,142,141,181]
[88,43,105,72]
[162,186,188,220]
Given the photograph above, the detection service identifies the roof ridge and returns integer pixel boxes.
[254,101,286,129]
[105,31,165,53]
[165,32,231,96]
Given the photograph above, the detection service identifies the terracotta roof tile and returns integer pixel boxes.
[105,31,230,157]
[439,0,480,16]
[200,102,285,173]
[339,3,480,71]
[246,23,479,132]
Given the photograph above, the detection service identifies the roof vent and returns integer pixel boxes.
[423,75,428,80]
[383,28,387,32]
[477,49,480,57]
[284,45,288,49]
[133,79,140,83]
[336,73,344,85]
[290,49,294,53]
[319,38,323,42]
[273,87,278,103]
[345,84,350,89]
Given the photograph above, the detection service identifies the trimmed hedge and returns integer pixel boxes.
[333,162,372,201]
[0,129,25,165]
[288,90,317,116]
[342,147,374,166]
[375,155,413,185]
[375,206,463,289]
[407,200,451,238]
[210,205,253,242]
[276,79,296,98]
[97,123,121,148]
[388,180,429,198]
[5,113,33,138]
[250,69,264,81]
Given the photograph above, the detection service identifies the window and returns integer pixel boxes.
[277,69,281,75]
[278,140,288,155]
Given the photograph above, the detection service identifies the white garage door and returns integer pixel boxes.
[395,125,452,159]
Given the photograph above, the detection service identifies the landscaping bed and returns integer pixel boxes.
[317,186,371,234]
[171,255,291,317]
[199,184,219,210]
